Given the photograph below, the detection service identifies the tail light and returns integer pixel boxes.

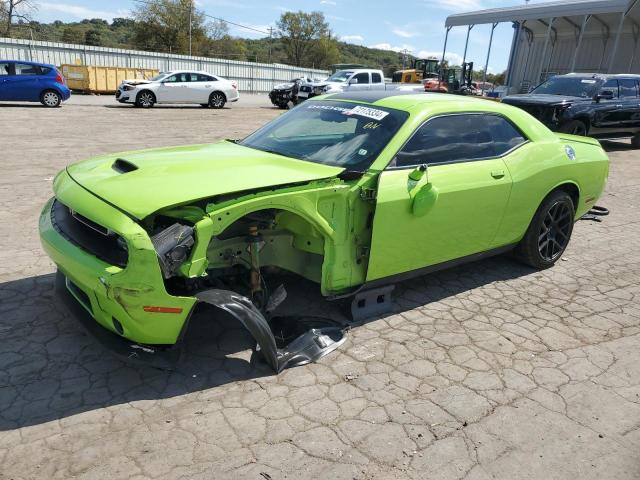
[54,71,65,85]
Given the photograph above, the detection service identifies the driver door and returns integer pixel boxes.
[366,113,521,282]
[347,72,370,91]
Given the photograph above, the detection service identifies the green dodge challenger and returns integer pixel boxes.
[39,92,609,370]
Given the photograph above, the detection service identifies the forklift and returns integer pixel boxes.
[424,62,476,95]
[392,58,440,84]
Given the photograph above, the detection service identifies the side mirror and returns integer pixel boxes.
[595,90,614,102]
[349,78,358,85]
[408,163,427,181]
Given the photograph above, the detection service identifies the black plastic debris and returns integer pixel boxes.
[196,289,346,373]
[580,205,609,222]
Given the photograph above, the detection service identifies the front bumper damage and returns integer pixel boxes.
[56,269,347,372]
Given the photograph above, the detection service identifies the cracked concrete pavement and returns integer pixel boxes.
[1,95,640,479]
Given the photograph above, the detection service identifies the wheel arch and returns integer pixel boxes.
[210,90,227,101]
[548,181,580,212]
[137,89,156,101]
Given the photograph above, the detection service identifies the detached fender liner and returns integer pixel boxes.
[196,289,346,373]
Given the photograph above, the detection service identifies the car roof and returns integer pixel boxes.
[161,70,218,75]
[559,72,640,80]
[321,91,493,111]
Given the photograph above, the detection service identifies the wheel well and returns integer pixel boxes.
[572,116,591,132]
[137,89,156,100]
[41,88,61,98]
[208,208,326,283]
[552,183,579,211]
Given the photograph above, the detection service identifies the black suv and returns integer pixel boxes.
[502,73,640,147]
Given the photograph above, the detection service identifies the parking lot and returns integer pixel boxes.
[1,94,640,479]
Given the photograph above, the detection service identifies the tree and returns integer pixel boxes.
[132,0,212,55]
[84,28,102,46]
[61,26,83,44]
[3,0,36,37]
[309,33,339,69]
[277,11,331,67]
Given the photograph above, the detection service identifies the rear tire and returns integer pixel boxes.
[558,120,587,136]
[40,90,61,108]
[209,91,226,109]
[136,91,155,108]
[515,190,575,269]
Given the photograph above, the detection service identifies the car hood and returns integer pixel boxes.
[66,141,344,220]
[502,94,590,106]
[121,79,153,86]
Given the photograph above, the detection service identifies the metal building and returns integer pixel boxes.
[443,0,640,94]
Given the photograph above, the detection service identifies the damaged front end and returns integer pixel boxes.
[41,167,364,372]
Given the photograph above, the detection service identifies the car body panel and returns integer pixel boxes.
[66,141,345,219]
[366,157,513,281]
[40,92,609,348]
[40,172,196,344]
[0,60,70,103]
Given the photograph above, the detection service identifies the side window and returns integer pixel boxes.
[163,74,180,83]
[353,72,370,84]
[0,62,10,76]
[395,114,525,167]
[619,79,637,98]
[602,79,619,98]
[372,72,382,84]
[15,63,41,75]
[165,73,189,83]
[485,115,527,156]
[193,74,216,82]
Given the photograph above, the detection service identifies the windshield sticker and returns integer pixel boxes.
[345,105,390,121]
[358,148,368,156]
[581,80,597,84]
[307,104,351,113]
[363,121,381,130]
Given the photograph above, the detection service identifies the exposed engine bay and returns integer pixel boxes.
[141,207,351,372]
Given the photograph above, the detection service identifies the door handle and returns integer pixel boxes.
[491,170,505,179]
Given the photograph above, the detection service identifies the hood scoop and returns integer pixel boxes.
[112,158,138,174]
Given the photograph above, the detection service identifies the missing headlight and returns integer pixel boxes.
[151,223,195,278]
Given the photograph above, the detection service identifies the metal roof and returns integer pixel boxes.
[445,0,632,27]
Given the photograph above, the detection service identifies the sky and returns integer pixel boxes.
[32,0,551,72]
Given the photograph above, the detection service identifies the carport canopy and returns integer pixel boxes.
[441,0,640,94]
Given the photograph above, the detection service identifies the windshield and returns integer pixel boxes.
[240,100,409,171]
[326,71,353,83]
[150,73,168,81]
[531,76,602,97]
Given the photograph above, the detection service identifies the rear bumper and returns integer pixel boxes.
[59,85,71,101]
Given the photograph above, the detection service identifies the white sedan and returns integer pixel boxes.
[116,70,239,108]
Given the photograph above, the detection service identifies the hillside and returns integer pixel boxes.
[8,19,411,75]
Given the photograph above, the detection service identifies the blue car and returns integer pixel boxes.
[0,60,71,107]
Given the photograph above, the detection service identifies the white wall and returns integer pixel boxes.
[0,37,329,93]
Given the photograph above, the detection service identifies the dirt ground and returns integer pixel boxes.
[1,94,640,480]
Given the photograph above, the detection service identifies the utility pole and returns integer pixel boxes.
[188,0,193,56]
[268,27,273,64]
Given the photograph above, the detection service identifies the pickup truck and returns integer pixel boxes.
[298,68,421,99]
